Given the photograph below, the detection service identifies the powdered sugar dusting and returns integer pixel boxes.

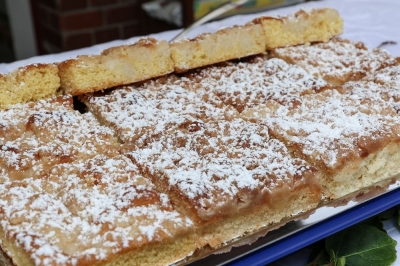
[2,35,399,265]
[264,89,400,171]
[183,55,328,112]
[129,118,317,220]
[0,98,194,265]
[83,76,238,147]
[341,65,400,113]
[272,38,398,85]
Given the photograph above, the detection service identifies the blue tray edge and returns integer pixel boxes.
[229,187,400,266]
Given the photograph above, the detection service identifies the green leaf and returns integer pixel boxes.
[336,256,346,266]
[359,217,385,232]
[307,247,330,266]
[325,224,397,266]
[329,249,337,265]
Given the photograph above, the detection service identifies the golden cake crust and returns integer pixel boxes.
[170,24,266,72]
[0,63,60,109]
[58,38,174,96]
[251,8,343,49]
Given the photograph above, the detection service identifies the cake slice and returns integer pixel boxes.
[0,96,119,181]
[0,97,69,143]
[0,63,60,109]
[0,97,196,266]
[127,118,321,248]
[256,89,400,200]
[170,23,266,72]
[250,8,343,49]
[0,156,196,266]
[182,55,331,114]
[58,38,174,96]
[339,65,400,113]
[81,75,238,147]
[271,37,399,85]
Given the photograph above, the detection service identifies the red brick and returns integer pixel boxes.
[41,26,63,48]
[60,10,103,31]
[90,0,117,6]
[38,6,60,29]
[105,3,140,24]
[95,27,120,44]
[58,0,88,11]
[64,32,93,51]
[38,0,57,9]
[122,22,140,39]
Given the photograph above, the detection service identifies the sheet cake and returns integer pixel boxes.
[2,6,400,266]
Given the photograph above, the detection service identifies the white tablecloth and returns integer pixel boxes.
[0,0,399,265]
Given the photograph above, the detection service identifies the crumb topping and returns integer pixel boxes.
[83,77,238,147]
[0,98,193,265]
[183,55,328,112]
[265,89,400,171]
[339,65,400,113]
[272,38,398,85]
[1,31,399,266]
[129,118,317,220]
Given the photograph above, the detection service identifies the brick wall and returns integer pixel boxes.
[31,0,146,55]
[0,13,14,63]
[0,0,14,62]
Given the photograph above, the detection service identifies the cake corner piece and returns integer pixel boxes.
[0,63,60,109]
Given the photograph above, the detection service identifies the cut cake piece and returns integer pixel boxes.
[0,97,196,266]
[257,89,400,200]
[0,63,60,109]
[58,37,174,96]
[271,37,399,85]
[0,156,196,266]
[250,8,343,49]
[339,65,400,113]
[182,55,331,113]
[0,96,119,181]
[170,23,266,72]
[81,75,238,147]
[127,118,321,248]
